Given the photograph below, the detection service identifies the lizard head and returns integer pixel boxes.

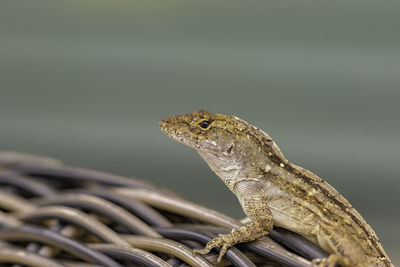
[159,110,285,182]
[159,110,253,156]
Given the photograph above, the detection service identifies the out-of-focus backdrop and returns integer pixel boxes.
[1,1,399,263]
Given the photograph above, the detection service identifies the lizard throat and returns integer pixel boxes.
[197,150,244,191]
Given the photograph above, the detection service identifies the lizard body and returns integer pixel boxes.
[159,110,393,267]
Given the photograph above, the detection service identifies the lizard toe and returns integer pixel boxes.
[193,247,211,255]
[217,243,230,263]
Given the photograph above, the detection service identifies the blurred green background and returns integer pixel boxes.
[1,1,399,263]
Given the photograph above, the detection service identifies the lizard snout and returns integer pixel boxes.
[158,118,168,132]
[158,116,177,135]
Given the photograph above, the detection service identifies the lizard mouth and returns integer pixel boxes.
[159,118,185,141]
[158,118,173,136]
[159,118,200,148]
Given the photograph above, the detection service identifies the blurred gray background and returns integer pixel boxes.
[1,1,399,263]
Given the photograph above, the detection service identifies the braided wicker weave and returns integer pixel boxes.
[0,153,328,267]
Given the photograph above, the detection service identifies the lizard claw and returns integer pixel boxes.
[192,234,234,263]
[192,247,211,255]
[311,254,345,267]
[217,244,230,263]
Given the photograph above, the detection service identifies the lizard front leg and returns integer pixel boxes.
[194,180,273,262]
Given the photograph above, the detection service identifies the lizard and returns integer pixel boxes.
[159,110,393,267]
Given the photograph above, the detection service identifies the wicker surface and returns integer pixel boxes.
[0,153,328,267]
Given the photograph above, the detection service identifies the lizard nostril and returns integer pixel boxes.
[158,120,169,131]
[159,118,168,126]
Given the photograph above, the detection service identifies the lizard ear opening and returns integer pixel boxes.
[197,119,212,130]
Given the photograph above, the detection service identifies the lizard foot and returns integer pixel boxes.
[193,233,236,263]
[312,256,336,267]
[312,254,350,267]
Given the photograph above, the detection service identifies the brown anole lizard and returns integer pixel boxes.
[159,110,393,267]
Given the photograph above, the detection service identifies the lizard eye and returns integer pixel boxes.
[197,119,211,129]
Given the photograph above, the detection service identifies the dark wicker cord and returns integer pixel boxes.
[269,227,329,260]
[35,193,161,237]
[0,170,56,197]
[62,188,173,227]
[0,225,123,267]
[155,227,256,267]
[0,153,333,266]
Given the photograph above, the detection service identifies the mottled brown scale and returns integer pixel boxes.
[159,110,393,266]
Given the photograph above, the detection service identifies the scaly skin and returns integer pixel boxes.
[159,110,393,266]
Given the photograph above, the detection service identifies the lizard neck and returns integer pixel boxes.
[198,150,242,191]
[197,137,279,192]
